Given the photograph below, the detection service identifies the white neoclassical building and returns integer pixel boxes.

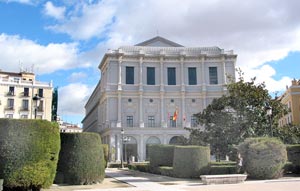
[82,36,236,162]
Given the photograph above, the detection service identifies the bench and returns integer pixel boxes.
[200,174,247,185]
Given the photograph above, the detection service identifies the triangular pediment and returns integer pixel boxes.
[135,36,184,47]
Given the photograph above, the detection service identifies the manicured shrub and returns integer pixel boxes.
[148,144,175,173]
[202,161,237,175]
[0,119,60,190]
[128,162,150,172]
[55,133,105,185]
[173,146,210,178]
[158,166,174,177]
[102,144,109,168]
[238,137,287,179]
[286,145,300,174]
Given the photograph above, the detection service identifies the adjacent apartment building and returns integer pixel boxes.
[82,36,237,162]
[0,70,53,121]
[278,79,300,126]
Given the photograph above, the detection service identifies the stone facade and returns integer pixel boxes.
[82,36,237,161]
[0,71,53,121]
[278,79,300,126]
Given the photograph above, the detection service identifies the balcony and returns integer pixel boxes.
[6,92,15,96]
[22,92,30,97]
[20,107,29,111]
[5,106,14,111]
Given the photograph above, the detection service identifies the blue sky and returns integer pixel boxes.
[0,0,299,126]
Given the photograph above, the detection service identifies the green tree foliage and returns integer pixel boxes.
[187,70,288,161]
[0,119,60,190]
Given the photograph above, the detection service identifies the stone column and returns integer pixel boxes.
[139,93,144,128]
[201,56,207,108]
[159,56,166,127]
[117,92,122,128]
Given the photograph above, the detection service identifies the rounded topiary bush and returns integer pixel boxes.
[149,144,175,169]
[55,133,105,185]
[238,137,287,179]
[173,145,210,178]
[0,119,60,190]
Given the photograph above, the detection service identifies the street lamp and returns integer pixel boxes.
[265,103,273,137]
[120,128,124,168]
[32,94,41,119]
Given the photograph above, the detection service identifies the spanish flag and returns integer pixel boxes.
[173,108,178,121]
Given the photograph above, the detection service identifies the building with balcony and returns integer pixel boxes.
[0,70,53,121]
[82,36,237,162]
[278,79,300,127]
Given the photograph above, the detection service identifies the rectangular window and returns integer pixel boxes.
[7,99,14,109]
[21,115,28,119]
[24,87,29,97]
[126,66,134,84]
[188,67,197,85]
[147,67,155,85]
[148,116,155,127]
[170,116,176,127]
[38,89,43,97]
[209,67,218,84]
[8,86,15,95]
[6,114,13,118]
[38,100,44,112]
[168,67,176,85]
[127,116,133,127]
[22,99,29,110]
[191,116,197,127]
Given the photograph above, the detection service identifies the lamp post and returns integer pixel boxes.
[265,104,273,137]
[120,128,124,168]
[32,94,41,119]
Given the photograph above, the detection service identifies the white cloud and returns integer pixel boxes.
[0,0,35,4]
[47,0,116,40]
[87,0,300,93]
[241,64,292,93]
[44,1,66,20]
[58,83,93,115]
[0,33,90,74]
[68,72,87,82]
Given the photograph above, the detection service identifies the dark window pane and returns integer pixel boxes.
[209,67,218,84]
[168,68,176,85]
[127,116,133,127]
[147,67,155,85]
[148,116,155,127]
[24,88,29,96]
[38,89,43,97]
[188,67,197,85]
[126,67,134,84]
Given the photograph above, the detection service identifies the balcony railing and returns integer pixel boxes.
[5,106,14,111]
[6,91,15,96]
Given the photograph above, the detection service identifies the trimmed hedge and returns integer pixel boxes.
[203,162,237,175]
[173,146,210,178]
[158,166,174,177]
[128,162,150,172]
[238,137,287,179]
[55,133,105,185]
[102,144,109,168]
[149,144,175,172]
[286,145,300,166]
[0,119,60,190]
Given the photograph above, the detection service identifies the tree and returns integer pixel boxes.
[187,70,288,161]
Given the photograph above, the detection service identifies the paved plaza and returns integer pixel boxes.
[45,168,300,191]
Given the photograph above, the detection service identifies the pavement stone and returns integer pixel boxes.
[46,168,300,191]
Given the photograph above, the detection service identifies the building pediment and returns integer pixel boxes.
[135,36,184,47]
